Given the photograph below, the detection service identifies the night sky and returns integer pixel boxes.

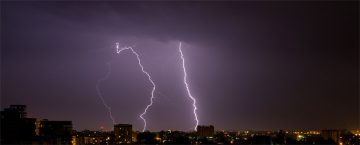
[1,1,358,131]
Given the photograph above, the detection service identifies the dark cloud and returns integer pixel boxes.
[1,1,358,131]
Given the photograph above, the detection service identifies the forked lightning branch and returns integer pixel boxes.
[96,42,199,131]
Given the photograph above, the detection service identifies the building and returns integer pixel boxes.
[321,130,340,143]
[76,130,113,145]
[197,125,215,138]
[0,105,36,144]
[2,105,27,118]
[39,120,73,144]
[114,124,132,144]
[0,104,73,144]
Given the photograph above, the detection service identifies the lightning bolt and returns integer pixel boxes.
[178,42,199,131]
[116,42,156,132]
[96,62,116,125]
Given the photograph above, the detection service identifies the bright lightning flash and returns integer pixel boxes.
[178,42,199,131]
[96,62,116,125]
[116,42,156,132]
